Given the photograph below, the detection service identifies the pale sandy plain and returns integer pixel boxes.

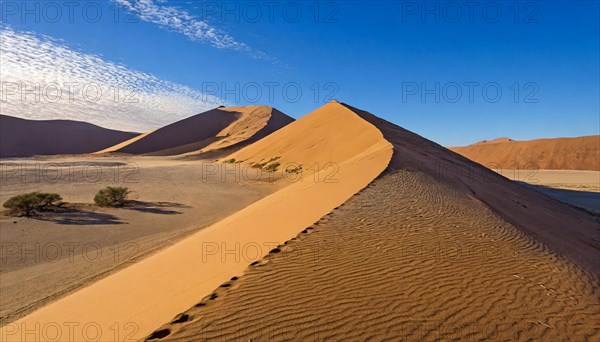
[1,102,599,341]
[0,105,294,325]
[1,101,393,341]
[0,156,280,324]
[497,169,599,214]
[450,135,600,212]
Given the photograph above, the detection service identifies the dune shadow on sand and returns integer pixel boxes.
[519,182,600,215]
[37,207,125,225]
[123,201,191,215]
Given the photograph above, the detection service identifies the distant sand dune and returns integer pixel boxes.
[151,102,599,341]
[0,115,139,157]
[2,102,598,341]
[97,106,293,157]
[450,135,600,171]
[0,101,392,341]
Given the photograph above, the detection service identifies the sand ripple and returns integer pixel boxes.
[155,171,600,341]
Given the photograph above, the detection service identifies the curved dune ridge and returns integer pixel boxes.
[149,102,600,341]
[472,137,514,145]
[0,114,139,157]
[449,135,600,171]
[0,101,392,341]
[156,172,600,341]
[95,105,293,157]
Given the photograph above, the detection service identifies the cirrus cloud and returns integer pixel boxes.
[0,26,225,132]
[114,0,274,62]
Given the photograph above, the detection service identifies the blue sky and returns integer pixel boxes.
[1,0,598,145]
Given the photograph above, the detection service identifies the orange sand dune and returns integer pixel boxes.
[473,137,513,145]
[0,101,392,341]
[0,115,139,157]
[158,171,600,341]
[151,103,599,341]
[3,102,598,341]
[449,135,600,170]
[94,131,154,154]
[96,106,293,157]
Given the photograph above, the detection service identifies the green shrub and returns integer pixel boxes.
[223,158,236,163]
[3,192,62,217]
[286,164,303,174]
[94,186,130,207]
[264,162,281,172]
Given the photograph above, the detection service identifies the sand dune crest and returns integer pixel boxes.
[450,135,600,170]
[96,106,293,157]
[0,101,392,341]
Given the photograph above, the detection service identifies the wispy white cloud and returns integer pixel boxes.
[114,0,273,61]
[0,26,225,132]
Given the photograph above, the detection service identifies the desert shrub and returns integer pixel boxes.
[286,164,303,174]
[264,162,281,172]
[94,186,130,207]
[36,193,62,210]
[223,158,236,163]
[3,192,62,217]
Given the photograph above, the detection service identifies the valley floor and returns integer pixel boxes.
[497,169,599,213]
[0,156,280,324]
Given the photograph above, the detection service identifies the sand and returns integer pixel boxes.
[0,115,139,157]
[0,101,392,341]
[473,137,514,145]
[2,101,598,341]
[0,156,277,325]
[449,135,600,171]
[148,102,599,341]
[157,170,599,341]
[347,102,599,278]
[498,169,600,192]
[498,169,600,213]
[96,106,293,157]
[95,131,154,154]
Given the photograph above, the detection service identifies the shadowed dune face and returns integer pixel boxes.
[519,183,600,214]
[343,103,600,279]
[3,102,599,341]
[147,102,599,341]
[97,108,240,155]
[181,106,294,157]
[0,102,392,342]
[449,135,600,171]
[157,171,600,341]
[0,115,139,157]
[97,106,294,157]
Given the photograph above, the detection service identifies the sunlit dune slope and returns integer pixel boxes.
[0,101,392,341]
[449,135,600,170]
[152,102,600,341]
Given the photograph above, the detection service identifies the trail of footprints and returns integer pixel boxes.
[148,170,600,341]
